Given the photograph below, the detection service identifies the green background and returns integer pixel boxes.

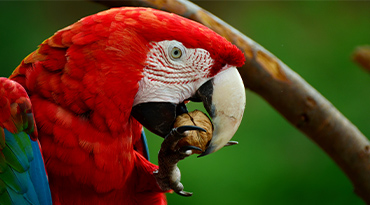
[1,1,369,204]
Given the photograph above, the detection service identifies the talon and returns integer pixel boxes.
[177,190,193,197]
[224,141,238,147]
[180,145,203,153]
[175,125,206,134]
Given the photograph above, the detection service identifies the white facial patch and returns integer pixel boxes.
[133,40,214,106]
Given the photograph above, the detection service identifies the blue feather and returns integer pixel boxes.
[1,129,52,205]
[141,130,150,161]
[29,140,52,205]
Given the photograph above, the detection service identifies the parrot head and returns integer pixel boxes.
[122,8,246,156]
[40,7,246,156]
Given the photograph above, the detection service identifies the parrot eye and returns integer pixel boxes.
[170,47,182,59]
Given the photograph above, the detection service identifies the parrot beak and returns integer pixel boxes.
[194,67,245,156]
[131,66,245,156]
[131,101,189,137]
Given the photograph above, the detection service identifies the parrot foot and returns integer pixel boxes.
[154,125,206,197]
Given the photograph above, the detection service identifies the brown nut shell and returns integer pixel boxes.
[174,110,213,154]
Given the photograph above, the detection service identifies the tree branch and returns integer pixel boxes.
[353,46,370,72]
[93,0,370,203]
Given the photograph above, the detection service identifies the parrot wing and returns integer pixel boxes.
[0,77,51,205]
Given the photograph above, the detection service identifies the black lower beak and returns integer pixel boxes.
[131,102,188,137]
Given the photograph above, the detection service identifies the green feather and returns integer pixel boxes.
[0,181,12,205]
[6,185,28,205]
[0,128,5,149]
[15,132,34,163]
[3,132,31,173]
[0,164,25,194]
[0,151,7,173]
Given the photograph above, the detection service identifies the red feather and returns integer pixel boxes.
[0,77,37,140]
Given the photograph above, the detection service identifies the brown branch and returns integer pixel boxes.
[93,0,370,203]
[353,45,370,72]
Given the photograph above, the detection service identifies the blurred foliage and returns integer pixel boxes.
[1,1,369,204]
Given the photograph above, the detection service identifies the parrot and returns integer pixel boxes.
[1,6,246,204]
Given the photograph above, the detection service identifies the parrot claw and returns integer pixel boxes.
[178,190,193,197]
[174,125,207,135]
[224,141,238,147]
[180,145,203,154]
[154,126,204,197]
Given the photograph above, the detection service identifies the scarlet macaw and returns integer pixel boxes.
[1,7,245,204]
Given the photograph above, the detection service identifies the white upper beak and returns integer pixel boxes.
[199,66,245,156]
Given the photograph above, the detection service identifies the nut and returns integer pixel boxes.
[174,110,213,154]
